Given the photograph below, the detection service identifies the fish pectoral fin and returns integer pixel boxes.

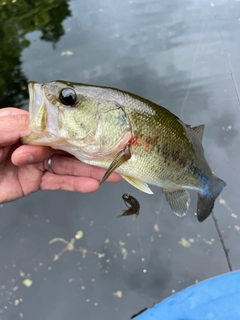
[163,189,190,217]
[100,145,131,185]
[192,124,205,142]
[122,175,154,194]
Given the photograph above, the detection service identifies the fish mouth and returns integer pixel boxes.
[22,81,63,147]
[28,81,35,121]
[21,82,48,145]
[28,81,44,124]
[27,81,48,134]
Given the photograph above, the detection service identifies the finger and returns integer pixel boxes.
[0,113,30,146]
[44,155,123,182]
[40,172,100,193]
[12,145,67,165]
[12,147,122,182]
[0,108,28,117]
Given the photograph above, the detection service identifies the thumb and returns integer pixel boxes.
[0,110,30,146]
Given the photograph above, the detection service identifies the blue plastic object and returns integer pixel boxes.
[135,271,240,320]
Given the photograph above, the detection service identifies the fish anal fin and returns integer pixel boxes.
[122,175,154,194]
[163,188,190,217]
[192,125,205,142]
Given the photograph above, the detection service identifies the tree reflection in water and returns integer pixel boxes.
[0,0,71,108]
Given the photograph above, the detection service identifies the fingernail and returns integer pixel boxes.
[18,153,34,164]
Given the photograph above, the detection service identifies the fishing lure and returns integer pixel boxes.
[118,193,140,217]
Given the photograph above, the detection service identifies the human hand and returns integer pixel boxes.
[0,108,122,204]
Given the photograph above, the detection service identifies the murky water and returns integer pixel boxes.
[0,0,239,319]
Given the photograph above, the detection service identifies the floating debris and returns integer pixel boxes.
[14,300,19,306]
[22,279,32,288]
[202,238,215,245]
[219,197,237,219]
[113,291,122,298]
[49,236,105,261]
[75,230,83,239]
[19,271,25,278]
[178,237,191,248]
[61,50,73,56]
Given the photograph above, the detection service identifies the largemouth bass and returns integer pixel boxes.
[22,80,226,222]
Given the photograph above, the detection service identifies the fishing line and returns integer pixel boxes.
[135,214,145,267]
[180,21,205,119]
[180,15,233,271]
[121,183,145,263]
[210,17,235,272]
[211,210,232,271]
[145,192,164,270]
[218,29,240,111]
[210,0,240,105]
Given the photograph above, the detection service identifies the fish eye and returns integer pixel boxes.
[59,88,77,106]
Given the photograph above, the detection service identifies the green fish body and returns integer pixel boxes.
[22,80,226,222]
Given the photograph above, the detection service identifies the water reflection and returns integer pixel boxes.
[0,0,71,108]
[0,0,239,319]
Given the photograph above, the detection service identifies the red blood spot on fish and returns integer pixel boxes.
[129,137,138,145]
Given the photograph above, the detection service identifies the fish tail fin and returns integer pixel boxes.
[197,176,227,222]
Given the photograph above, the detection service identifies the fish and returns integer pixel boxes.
[22,80,227,222]
[118,194,140,218]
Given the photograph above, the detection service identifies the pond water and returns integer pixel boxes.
[0,0,240,319]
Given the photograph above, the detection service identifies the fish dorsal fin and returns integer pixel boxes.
[122,175,154,194]
[192,125,205,142]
